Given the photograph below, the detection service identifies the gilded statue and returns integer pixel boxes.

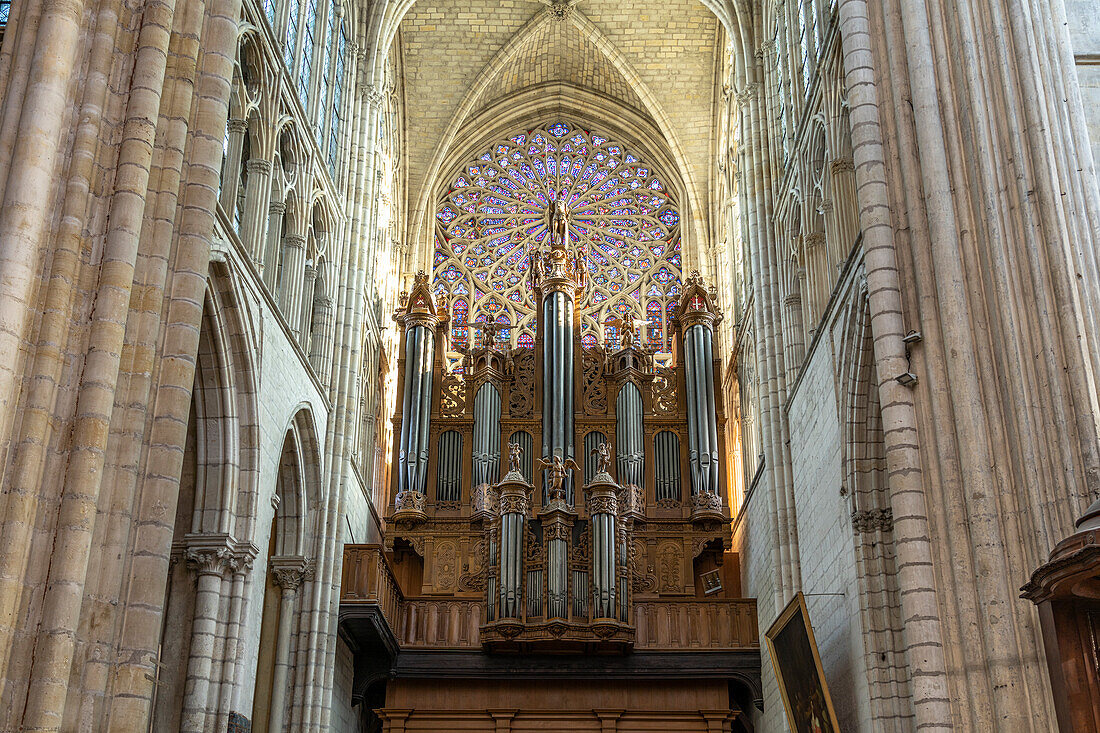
[590,441,613,478]
[550,198,569,247]
[535,453,581,503]
[508,441,525,476]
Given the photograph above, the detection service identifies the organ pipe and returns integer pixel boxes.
[615,384,644,487]
[399,323,435,496]
[541,290,576,503]
[473,383,502,487]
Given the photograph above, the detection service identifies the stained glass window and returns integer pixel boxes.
[433,121,682,351]
[328,26,347,176]
[297,0,317,110]
[284,0,300,71]
[316,0,335,145]
[263,0,275,25]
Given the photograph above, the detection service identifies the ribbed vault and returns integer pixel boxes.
[478,18,647,113]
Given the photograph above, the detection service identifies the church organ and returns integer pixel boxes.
[341,238,761,731]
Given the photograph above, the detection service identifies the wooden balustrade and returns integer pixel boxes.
[634,599,759,650]
[399,598,484,649]
[341,545,758,652]
[340,544,403,633]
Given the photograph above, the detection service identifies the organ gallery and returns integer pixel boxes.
[340,212,761,731]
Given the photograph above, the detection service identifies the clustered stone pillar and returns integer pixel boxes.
[309,291,336,383]
[241,157,273,263]
[279,233,308,337]
[181,544,233,733]
[677,273,723,521]
[262,200,286,291]
[219,117,247,212]
[269,555,311,733]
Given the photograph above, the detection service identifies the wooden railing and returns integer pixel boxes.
[634,599,759,650]
[340,545,403,633]
[341,545,758,652]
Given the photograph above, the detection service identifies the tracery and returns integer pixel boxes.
[432,120,683,357]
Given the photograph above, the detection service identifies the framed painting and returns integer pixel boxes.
[765,592,842,733]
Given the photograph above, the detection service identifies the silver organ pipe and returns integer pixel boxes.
[399,324,435,496]
[684,323,719,497]
[541,290,575,503]
[436,430,463,502]
[615,384,644,488]
[473,383,502,487]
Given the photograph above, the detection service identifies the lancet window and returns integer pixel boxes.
[432,121,683,353]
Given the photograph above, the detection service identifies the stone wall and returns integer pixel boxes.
[1066,0,1100,169]
[787,333,869,731]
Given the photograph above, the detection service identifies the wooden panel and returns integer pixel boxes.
[634,599,758,650]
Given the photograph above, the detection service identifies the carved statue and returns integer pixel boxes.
[590,441,613,478]
[530,245,546,286]
[608,315,640,348]
[508,441,525,476]
[550,198,569,247]
[535,454,581,503]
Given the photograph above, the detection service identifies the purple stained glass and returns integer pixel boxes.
[432,121,682,352]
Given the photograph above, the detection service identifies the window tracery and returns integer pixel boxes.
[432,121,683,354]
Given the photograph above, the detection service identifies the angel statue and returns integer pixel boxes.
[507,441,525,476]
[535,453,580,503]
[590,441,613,478]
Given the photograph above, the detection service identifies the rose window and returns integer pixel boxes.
[433,120,683,356]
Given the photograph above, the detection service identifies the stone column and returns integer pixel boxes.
[262,200,286,291]
[299,259,317,348]
[219,118,247,213]
[241,157,273,264]
[309,292,335,384]
[269,556,310,733]
[279,233,307,336]
[216,544,257,731]
[180,543,233,733]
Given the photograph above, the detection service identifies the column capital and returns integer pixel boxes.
[270,555,312,590]
[284,233,307,249]
[735,83,760,109]
[227,118,248,134]
[185,546,233,578]
[269,200,286,216]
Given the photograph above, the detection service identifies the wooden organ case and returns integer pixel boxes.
[340,263,762,733]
